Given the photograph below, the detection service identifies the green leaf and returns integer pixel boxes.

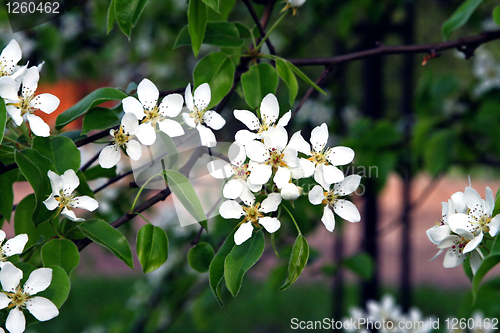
[188,242,214,273]
[343,252,374,280]
[424,130,455,176]
[224,230,265,297]
[287,61,326,95]
[56,88,127,130]
[131,0,149,26]
[0,169,17,224]
[15,149,56,225]
[442,0,484,40]
[14,194,39,248]
[279,234,309,291]
[114,0,140,38]
[107,0,116,33]
[81,107,120,135]
[75,171,95,198]
[37,265,71,309]
[80,219,134,269]
[41,239,80,275]
[493,186,500,217]
[493,6,500,27]
[136,224,169,273]
[0,145,15,165]
[84,164,117,181]
[193,52,235,108]
[202,0,219,12]
[32,136,81,174]
[163,170,208,230]
[472,235,500,302]
[276,58,298,106]
[241,63,279,109]
[209,226,237,307]
[174,22,244,49]
[159,132,179,170]
[0,97,7,145]
[188,0,208,57]
[233,22,251,39]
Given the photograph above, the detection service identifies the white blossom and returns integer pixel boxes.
[123,78,184,146]
[182,83,225,147]
[99,113,142,168]
[308,175,361,232]
[300,123,355,189]
[0,67,59,137]
[43,169,99,222]
[0,262,59,333]
[219,193,282,245]
[233,93,291,145]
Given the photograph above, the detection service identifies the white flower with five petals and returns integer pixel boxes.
[0,231,28,268]
[437,227,483,274]
[182,83,225,147]
[99,113,142,169]
[0,67,59,137]
[43,169,99,222]
[233,93,291,145]
[308,175,361,232]
[0,262,59,333]
[219,193,282,245]
[123,78,185,146]
[300,123,355,189]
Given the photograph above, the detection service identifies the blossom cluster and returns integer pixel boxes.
[213,93,362,245]
[426,185,500,274]
[0,233,58,333]
[0,40,60,137]
[344,294,434,333]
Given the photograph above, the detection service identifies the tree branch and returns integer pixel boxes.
[242,0,277,55]
[289,30,500,67]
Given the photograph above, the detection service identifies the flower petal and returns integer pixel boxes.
[239,182,255,205]
[126,140,142,161]
[0,230,5,243]
[489,215,500,237]
[259,193,282,213]
[47,170,62,195]
[245,140,269,163]
[313,164,330,190]
[288,130,311,155]
[260,93,279,124]
[273,166,291,189]
[72,196,99,212]
[61,207,84,222]
[258,217,281,233]
[263,126,288,151]
[308,185,325,205]
[32,93,60,114]
[0,76,19,101]
[234,110,260,130]
[43,194,59,211]
[228,142,246,166]
[463,232,483,254]
[485,186,494,216]
[223,179,243,199]
[281,183,301,200]
[0,293,10,310]
[27,114,50,137]
[24,267,52,295]
[121,112,139,135]
[203,110,225,130]
[277,110,291,127]
[470,250,482,275]
[26,296,59,321]
[136,123,157,146]
[182,112,196,128]
[334,174,361,196]
[3,234,28,257]
[464,187,484,218]
[333,199,361,223]
[21,67,39,96]
[443,248,466,268]
[321,206,335,232]
[219,200,244,219]
[159,93,184,118]
[248,163,272,185]
[207,160,233,179]
[282,148,299,168]
[122,96,146,120]
[61,169,80,194]
[326,146,355,166]
[447,213,472,234]
[194,83,211,110]
[322,165,345,184]
[184,83,194,111]
[234,222,253,245]
[6,307,25,333]
[0,262,22,292]
[300,158,315,178]
[451,191,467,214]
[310,123,328,152]
[6,105,22,126]
[137,78,159,108]
[99,145,121,169]
[158,118,185,138]
[235,129,259,145]
[438,235,460,249]
[426,225,451,245]
[1,40,22,74]
[197,124,217,147]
